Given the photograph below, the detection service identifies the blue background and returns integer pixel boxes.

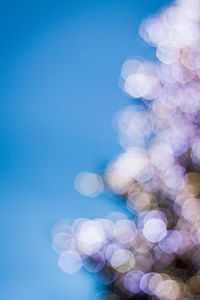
[0,0,171,299]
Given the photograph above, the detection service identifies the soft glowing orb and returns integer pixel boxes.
[143,218,167,243]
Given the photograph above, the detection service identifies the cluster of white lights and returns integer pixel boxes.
[52,0,200,298]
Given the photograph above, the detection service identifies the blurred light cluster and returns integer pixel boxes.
[52,0,200,298]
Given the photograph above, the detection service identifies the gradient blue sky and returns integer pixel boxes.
[0,0,172,299]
